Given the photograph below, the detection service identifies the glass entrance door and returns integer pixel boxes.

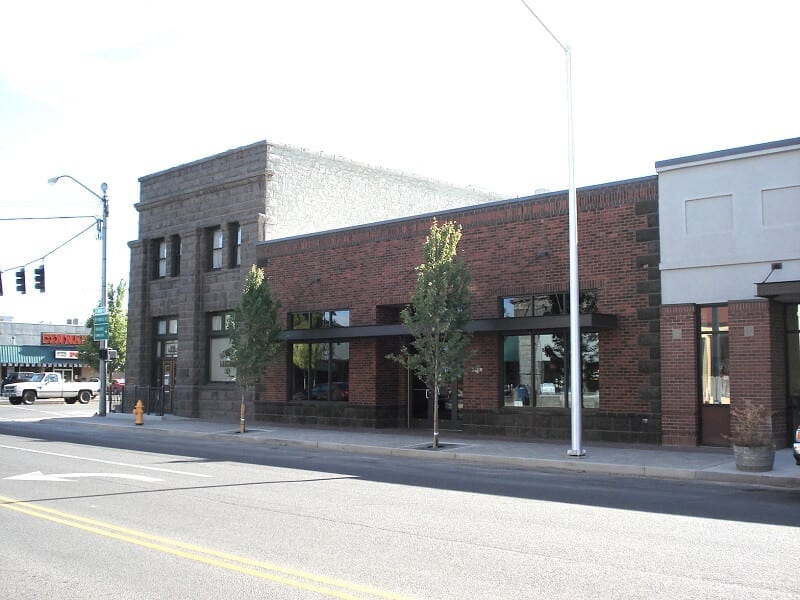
[699,306,730,446]
[408,370,461,428]
[787,304,800,444]
[160,359,175,414]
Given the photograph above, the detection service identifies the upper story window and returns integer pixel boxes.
[229,223,242,267]
[157,239,168,278]
[502,292,597,318]
[170,235,181,277]
[290,309,350,330]
[210,227,224,270]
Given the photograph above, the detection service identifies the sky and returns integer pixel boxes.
[1,0,798,325]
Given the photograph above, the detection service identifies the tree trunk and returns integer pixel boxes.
[433,350,440,448]
[240,386,246,434]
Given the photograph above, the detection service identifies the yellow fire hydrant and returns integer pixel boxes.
[133,400,144,426]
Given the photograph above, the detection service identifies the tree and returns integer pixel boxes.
[78,280,128,378]
[388,219,473,447]
[223,264,283,433]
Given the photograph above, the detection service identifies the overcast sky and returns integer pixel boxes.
[1,0,798,325]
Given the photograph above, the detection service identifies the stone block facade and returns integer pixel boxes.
[126,141,499,420]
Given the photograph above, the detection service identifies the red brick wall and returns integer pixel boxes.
[729,300,787,448]
[660,304,698,445]
[258,177,661,440]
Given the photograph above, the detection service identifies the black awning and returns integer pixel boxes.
[756,280,800,303]
[281,313,617,342]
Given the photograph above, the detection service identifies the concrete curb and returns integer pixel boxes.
[53,416,800,489]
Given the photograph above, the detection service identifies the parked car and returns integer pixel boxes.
[293,382,349,402]
[793,424,800,466]
[2,372,99,405]
[2,371,36,386]
[111,378,125,394]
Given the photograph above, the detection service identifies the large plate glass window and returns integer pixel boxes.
[289,309,350,402]
[501,291,599,408]
[209,311,235,382]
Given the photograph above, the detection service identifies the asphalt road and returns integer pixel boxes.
[1,408,798,599]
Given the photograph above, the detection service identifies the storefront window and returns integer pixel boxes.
[288,309,351,401]
[503,332,599,408]
[501,291,599,408]
[291,310,350,330]
[291,342,349,401]
[502,292,597,318]
[699,305,729,404]
[208,312,235,382]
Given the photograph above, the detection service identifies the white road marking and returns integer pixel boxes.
[0,444,212,478]
[6,471,163,482]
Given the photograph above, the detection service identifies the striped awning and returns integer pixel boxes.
[0,345,86,368]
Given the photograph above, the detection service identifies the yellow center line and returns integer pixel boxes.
[0,495,412,600]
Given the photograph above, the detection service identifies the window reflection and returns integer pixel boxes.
[291,342,349,401]
[502,292,597,318]
[291,310,350,329]
[503,333,599,408]
[699,305,729,405]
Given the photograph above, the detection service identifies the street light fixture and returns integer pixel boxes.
[519,0,584,457]
[48,175,110,417]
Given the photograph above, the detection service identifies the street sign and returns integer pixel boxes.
[94,313,109,341]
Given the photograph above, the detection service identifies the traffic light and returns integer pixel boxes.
[99,348,118,361]
[0,272,3,296]
[15,268,26,294]
[34,265,45,292]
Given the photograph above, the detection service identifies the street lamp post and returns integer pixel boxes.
[48,175,109,417]
[520,1,585,457]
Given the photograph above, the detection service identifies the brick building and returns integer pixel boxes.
[256,176,662,443]
[127,137,799,447]
[657,137,800,448]
[125,141,499,418]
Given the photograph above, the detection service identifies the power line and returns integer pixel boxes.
[519,0,567,51]
[0,215,96,221]
[0,220,100,273]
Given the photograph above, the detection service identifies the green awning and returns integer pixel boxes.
[0,345,85,368]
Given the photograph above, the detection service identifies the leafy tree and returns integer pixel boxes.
[223,264,283,433]
[78,280,128,377]
[388,219,473,447]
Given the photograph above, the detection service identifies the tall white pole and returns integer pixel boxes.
[565,46,584,457]
[48,176,109,417]
[98,185,108,416]
[519,1,584,456]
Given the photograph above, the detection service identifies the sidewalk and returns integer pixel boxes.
[71,412,800,489]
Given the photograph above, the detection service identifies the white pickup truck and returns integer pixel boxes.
[2,372,100,405]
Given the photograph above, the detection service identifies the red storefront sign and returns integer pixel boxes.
[41,333,88,346]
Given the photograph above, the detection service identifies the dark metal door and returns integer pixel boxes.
[161,359,175,414]
[701,403,730,446]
